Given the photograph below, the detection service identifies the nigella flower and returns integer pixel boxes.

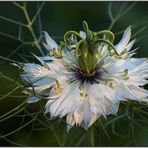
[17,21,148,131]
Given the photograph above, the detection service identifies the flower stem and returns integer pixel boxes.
[88,127,95,146]
[108,2,137,30]
[22,2,44,56]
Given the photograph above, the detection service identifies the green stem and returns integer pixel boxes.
[12,2,23,9]
[0,72,23,88]
[0,86,19,101]
[88,127,95,146]
[22,3,44,55]
[108,2,137,30]
[0,16,27,27]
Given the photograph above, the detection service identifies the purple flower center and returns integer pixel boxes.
[72,68,102,84]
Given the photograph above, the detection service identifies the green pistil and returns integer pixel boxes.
[49,21,122,76]
[64,31,82,44]
[94,30,115,43]
[78,40,94,74]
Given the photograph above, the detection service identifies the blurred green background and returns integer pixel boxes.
[0,1,148,146]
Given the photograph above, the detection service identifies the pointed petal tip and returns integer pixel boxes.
[125,25,131,34]
[31,53,45,65]
[42,31,58,50]
[126,25,132,32]
[11,63,22,69]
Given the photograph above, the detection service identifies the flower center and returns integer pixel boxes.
[49,21,122,84]
[73,67,102,84]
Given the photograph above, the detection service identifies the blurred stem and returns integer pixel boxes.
[88,127,95,146]
[108,2,137,30]
[0,72,23,88]
[13,2,23,9]
[22,2,44,55]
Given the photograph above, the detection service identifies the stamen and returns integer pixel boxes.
[105,81,113,88]
[95,53,99,59]
[43,63,50,70]
[122,69,128,77]
[103,69,129,81]
[54,80,63,93]
[79,88,87,100]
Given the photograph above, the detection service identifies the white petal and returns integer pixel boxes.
[82,102,91,129]
[27,84,53,96]
[128,85,148,99]
[23,63,50,77]
[79,31,86,39]
[88,113,98,128]
[50,83,80,116]
[107,101,119,115]
[116,82,139,100]
[27,96,41,103]
[115,26,131,53]
[38,56,53,61]
[99,44,108,57]
[43,31,58,50]
[66,114,75,132]
[32,53,45,66]
[74,111,83,125]
[126,39,135,51]
[47,84,73,116]
[21,63,55,86]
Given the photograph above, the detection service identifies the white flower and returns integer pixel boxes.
[19,22,148,131]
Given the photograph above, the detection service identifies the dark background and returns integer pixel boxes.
[0,1,148,146]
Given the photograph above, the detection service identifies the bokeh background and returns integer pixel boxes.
[0,1,148,146]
